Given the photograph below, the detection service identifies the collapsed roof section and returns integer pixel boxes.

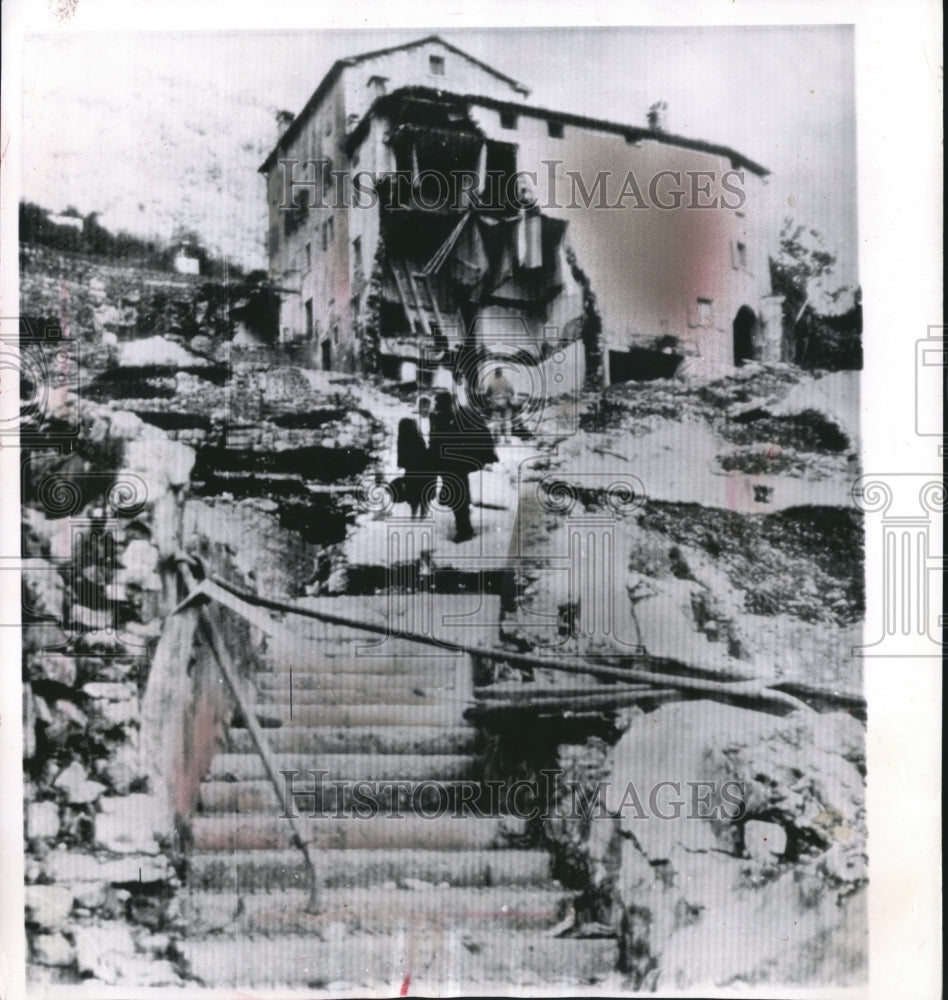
[368,90,580,367]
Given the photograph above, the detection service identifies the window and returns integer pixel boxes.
[352,236,362,273]
[500,109,518,130]
[697,298,713,327]
[429,54,445,76]
[324,116,332,137]
[304,299,313,339]
[368,75,388,97]
[731,239,750,272]
[322,216,334,251]
[304,242,312,271]
[322,158,334,200]
[547,120,564,139]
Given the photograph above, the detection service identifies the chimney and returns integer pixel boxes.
[275,109,295,140]
[647,101,668,133]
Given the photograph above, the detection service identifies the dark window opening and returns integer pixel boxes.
[500,110,518,130]
[322,158,334,199]
[547,120,564,139]
[304,298,313,339]
[429,54,445,76]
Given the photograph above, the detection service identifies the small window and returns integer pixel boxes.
[547,120,564,139]
[736,242,748,269]
[322,158,334,199]
[323,216,334,251]
[352,236,362,272]
[324,116,332,137]
[500,109,518,130]
[368,75,388,97]
[697,298,713,326]
[429,54,445,76]
[304,242,312,271]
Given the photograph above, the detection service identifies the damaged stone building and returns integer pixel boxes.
[260,35,784,384]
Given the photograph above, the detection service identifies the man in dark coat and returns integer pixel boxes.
[428,391,497,543]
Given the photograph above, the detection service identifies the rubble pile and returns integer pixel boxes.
[501,363,864,690]
[584,701,867,990]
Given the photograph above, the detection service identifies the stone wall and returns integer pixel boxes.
[20,401,270,988]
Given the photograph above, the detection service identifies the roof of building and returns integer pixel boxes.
[259,35,530,173]
[341,86,770,178]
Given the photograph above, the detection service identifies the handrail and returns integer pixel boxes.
[170,555,868,719]
[175,562,322,913]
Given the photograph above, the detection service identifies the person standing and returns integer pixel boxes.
[428,392,476,542]
[395,418,436,518]
[483,366,515,443]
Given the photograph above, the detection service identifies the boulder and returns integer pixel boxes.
[29,654,77,687]
[117,540,160,588]
[94,795,162,855]
[31,932,76,968]
[74,921,137,982]
[25,885,74,932]
[54,762,107,805]
[743,819,788,861]
[118,335,207,369]
[98,743,148,795]
[123,438,195,493]
[26,801,61,840]
[21,559,65,620]
[588,700,867,988]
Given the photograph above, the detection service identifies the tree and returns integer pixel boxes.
[769,218,861,370]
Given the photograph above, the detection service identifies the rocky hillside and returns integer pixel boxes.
[19,245,865,991]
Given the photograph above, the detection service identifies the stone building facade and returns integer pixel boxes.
[260,35,783,382]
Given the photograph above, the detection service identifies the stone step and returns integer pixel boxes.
[205,752,478,783]
[189,847,552,891]
[181,930,616,991]
[189,813,523,851]
[255,668,456,692]
[226,725,479,755]
[255,702,468,727]
[260,651,469,675]
[252,685,448,707]
[198,777,490,814]
[182,886,570,937]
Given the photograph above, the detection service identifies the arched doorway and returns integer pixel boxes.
[733,306,759,366]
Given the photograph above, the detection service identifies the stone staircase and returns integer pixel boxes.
[179,605,616,992]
